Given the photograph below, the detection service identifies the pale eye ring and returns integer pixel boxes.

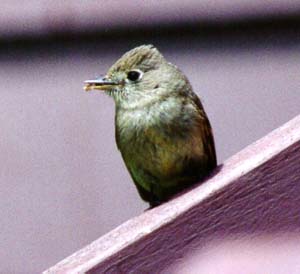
[127,69,143,82]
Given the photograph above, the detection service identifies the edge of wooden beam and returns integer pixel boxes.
[44,114,300,274]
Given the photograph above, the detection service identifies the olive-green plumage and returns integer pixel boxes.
[84,45,217,207]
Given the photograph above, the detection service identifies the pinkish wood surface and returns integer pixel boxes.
[44,114,300,274]
[1,1,300,37]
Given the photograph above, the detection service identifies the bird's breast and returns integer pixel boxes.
[115,102,206,183]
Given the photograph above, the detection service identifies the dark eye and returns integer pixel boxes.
[127,70,142,81]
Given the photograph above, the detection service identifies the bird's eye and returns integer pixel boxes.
[127,70,142,81]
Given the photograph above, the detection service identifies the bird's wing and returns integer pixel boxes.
[193,95,217,169]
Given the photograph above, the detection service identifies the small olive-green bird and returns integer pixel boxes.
[84,45,216,207]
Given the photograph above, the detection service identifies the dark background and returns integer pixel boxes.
[0,2,300,273]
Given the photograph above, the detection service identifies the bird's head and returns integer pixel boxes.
[84,45,191,109]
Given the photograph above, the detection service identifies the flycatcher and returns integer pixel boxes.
[84,45,217,207]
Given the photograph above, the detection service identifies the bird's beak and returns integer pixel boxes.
[83,77,118,92]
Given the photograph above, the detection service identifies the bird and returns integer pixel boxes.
[84,45,217,208]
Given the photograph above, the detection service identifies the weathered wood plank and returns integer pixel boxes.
[44,114,300,274]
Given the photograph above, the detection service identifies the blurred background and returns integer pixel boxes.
[0,1,300,273]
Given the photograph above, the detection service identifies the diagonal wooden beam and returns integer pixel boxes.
[44,114,300,274]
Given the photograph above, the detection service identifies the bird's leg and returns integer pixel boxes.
[148,183,162,209]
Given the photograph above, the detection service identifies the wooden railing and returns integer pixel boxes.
[44,114,300,274]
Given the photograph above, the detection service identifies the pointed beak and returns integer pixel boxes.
[83,77,119,92]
